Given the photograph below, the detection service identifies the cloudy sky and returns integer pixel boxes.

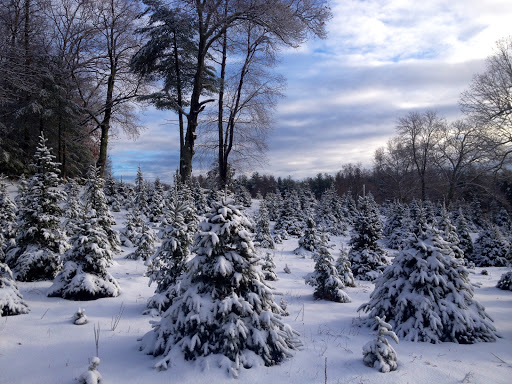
[110,0,512,183]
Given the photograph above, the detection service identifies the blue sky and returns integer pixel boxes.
[110,0,512,183]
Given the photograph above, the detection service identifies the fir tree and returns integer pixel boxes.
[497,271,512,291]
[145,200,192,313]
[316,186,347,235]
[438,204,464,259]
[47,205,120,301]
[63,179,83,237]
[493,206,511,232]
[120,209,144,247]
[15,174,27,206]
[140,199,301,376]
[234,183,252,208]
[83,166,121,255]
[305,242,351,303]
[335,245,355,288]
[348,194,388,281]
[471,225,510,267]
[0,262,30,316]
[126,222,157,261]
[455,208,474,260]
[294,216,322,256]
[191,180,209,215]
[362,316,399,373]
[384,201,408,250]
[6,133,68,281]
[275,190,304,237]
[265,192,283,221]
[358,210,498,344]
[0,176,17,252]
[262,252,278,281]
[148,177,165,222]
[135,166,149,214]
[254,201,275,249]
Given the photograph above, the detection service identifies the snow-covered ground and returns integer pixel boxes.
[1,203,512,384]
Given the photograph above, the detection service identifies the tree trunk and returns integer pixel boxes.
[218,26,228,189]
[97,73,115,178]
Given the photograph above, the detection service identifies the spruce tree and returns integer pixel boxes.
[294,216,322,256]
[384,201,408,250]
[362,316,399,373]
[140,199,301,376]
[148,177,165,222]
[358,209,498,344]
[135,166,149,215]
[455,208,474,260]
[438,204,464,259]
[0,262,30,316]
[471,225,510,267]
[316,186,347,235]
[262,252,278,281]
[83,166,121,255]
[275,190,304,237]
[126,222,157,261]
[497,271,512,291]
[63,179,83,237]
[47,205,120,301]
[0,176,17,252]
[305,243,351,303]
[348,194,388,281]
[335,245,355,288]
[145,200,192,313]
[6,133,68,281]
[120,209,144,247]
[254,201,275,249]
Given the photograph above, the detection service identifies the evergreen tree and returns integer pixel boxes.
[135,166,149,215]
[348,194,388,281]
[234,183,252,208]
[126,222,157,261]
[316,187,347,235]
[63,179,83,237]
[265,192,283,221]
[145,200,192,313]
[455,208,474,260]
[6,134,68,281]
[470,197,485,229]
[0,176,17,252]
[437,204,464,259]
[262,252,278,281]
[15,174,28,207]
[104,174,120,212]
[83,166,121,255]
[471,225,510,267]
[47,206,120,301]
[140,199,301,375]
[148,177,165,222]
[120,209,144,247]
[294,216,322,256]
[305,242,351,303]
[335,245,355,288]
[493,206,511,232]
[358,210,498,344]
[362,316,399,373]
[341,192,358,224]
[254,201,275,249]
[0,262,30,316]
[383,201,408,250]
[497,271,512,291]
[275,190,304,237]
[191,180,209,215]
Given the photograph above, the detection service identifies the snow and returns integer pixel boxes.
[0,199,511,383]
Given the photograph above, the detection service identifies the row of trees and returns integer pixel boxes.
[0,0,331,186]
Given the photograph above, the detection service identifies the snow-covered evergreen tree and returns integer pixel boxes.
[135,166,149,215]
[0,176,17,252]
[348,194,388,281]
[455,208,474,260]
[191,180,209,215]
[358,209,498,344]
[63,179,83,237]
[126,221,157,261]
[234,182,252,208]
[47,205,120,301]
[275,190,304,237]
[6,133,68,281]
[383,201,408,250]
[120,209,144,247]
[145,200,192,313]
[0,262,29,316]
[316,186,347,235]
[140,199,301,376]
[470,197,485,229]
[362,316,398,373]
[305,242,351,303]
[341,192,358,224]
[265,192,283,221]
[493,206,511,232]
[294,216,322,256]
[15,174,27,206]
[104,174,120,212]
[254,201,275,249]
[148,177,165,222]
[437,204,464,259]
[262,252,278,281]
[335,245,355,288]
[471,225,510,267]
[83,166,120,255]
[78,357,102,384]
[497,271,512,291]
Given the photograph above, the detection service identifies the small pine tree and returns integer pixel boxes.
[140,199,301,376]
[493,206,511,232]
[358,209,498,344]
[0,176,17,252]
[275,191,304,237]
[497,271,512,291]
[384,202,408,250]
[335,245,355,288]
[348,194,388,281]
[145,200,192,313]
[362,316,399,373]
[437,204,464,259]
[471,225,510,267]
[126,222,157,261]
[135,166,149,215]
[455,208,474,260]
[317,187,347,235]
[6,133,68,281]
[63,179,83,237]
[78,357,102,384]
[0,262,30,316]
[305,244,351,303]
[294,216,322,256]
[120,209,144,247]
[254,201,275,249]
[47,206,120,301]
[262,252,278,281]
[148,177,165,222]
[83,166,120,255]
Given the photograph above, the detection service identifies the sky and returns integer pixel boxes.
[110,0,512,183]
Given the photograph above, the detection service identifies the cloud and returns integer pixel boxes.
[110,0,512,183]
